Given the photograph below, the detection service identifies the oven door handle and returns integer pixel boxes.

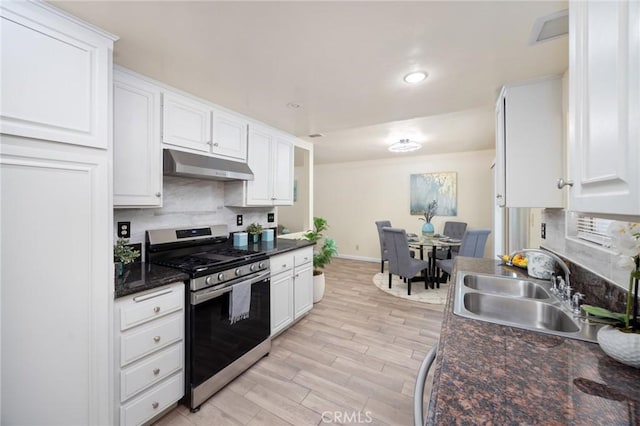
[193,285,232,305]
[192,270,270,305]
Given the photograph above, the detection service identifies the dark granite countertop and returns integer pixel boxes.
[115,262,189,299]
[427,257,640,425]
[114,238,313,299]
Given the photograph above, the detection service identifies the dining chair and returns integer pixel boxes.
[429,221,468,261]
[435,229,491,282]
[382,227,430,295]
[375,220,392,273]
[376,220,414,273]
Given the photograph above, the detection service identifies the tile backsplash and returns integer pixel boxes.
[114,176,275,251]
[542,208,638,311]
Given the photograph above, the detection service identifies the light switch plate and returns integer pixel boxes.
[237,215,243,226]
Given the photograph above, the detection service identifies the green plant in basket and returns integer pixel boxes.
[303,217,338,274]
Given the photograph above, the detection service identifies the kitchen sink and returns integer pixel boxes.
[463,293,579,333]
[463,274,550,299]
[453,272,601,342]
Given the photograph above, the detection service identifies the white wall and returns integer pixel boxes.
[314,149,495,262]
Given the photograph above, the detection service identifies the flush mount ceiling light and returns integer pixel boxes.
[403,71,428,84]
[388,138,422,153]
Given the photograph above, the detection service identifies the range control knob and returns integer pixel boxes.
[250,264,256,271]
[217,273,225,281]
[259,262,265,269]
[205,276,213,285]
[235,268,241,276]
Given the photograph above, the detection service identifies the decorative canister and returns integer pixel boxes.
[262,229,274,241]
[526,252,556,279]
[233,232,248,246]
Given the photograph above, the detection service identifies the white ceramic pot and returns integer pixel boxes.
[527,252,555,280]
[313,272,325,303]
[597,325,640,368]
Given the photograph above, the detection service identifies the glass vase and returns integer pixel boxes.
[422,222,435,237]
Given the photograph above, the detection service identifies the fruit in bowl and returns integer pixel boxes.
[500,253,528,267]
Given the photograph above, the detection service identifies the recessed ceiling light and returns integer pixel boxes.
[286,102,301,109]
[403,71,427,84]
[308,133,324,138]
[388,139,422,153]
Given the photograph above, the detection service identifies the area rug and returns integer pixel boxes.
[373,272,449,304]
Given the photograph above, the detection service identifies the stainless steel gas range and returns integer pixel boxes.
[146,225,271,412]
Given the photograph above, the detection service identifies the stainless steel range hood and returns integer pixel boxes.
[163,149,254,181]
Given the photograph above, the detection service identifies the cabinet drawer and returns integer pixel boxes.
[120,285,184,331]
[270,252,294,275]
[120,343,182,402]
[294,247,313,267]
[120,371,183,426]
[121,313,182,367]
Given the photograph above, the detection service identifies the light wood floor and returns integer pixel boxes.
[154,258,444,426]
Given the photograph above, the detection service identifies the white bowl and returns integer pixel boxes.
[597,325,640,368]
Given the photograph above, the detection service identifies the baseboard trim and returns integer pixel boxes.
[335,254,378,263]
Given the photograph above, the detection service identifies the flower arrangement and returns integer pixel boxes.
[419,199,438,223]
[583,221,640,332]
[246,222,263,236]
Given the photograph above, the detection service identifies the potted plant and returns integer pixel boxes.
[419,199,438,236]
[303,216,338,303]
[582,221,640,368]
[246,222,263,243]
[114,238,141,276]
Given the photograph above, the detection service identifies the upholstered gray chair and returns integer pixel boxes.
[382,227,430,295]
[435,229,491,282]
[429,221,468,261]
[376,220,415,273]
[375,220,392,273]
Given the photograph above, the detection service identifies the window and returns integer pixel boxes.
[576,215,613,247]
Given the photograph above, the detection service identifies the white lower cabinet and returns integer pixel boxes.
[115,283,185,426]
[270,247,314,336]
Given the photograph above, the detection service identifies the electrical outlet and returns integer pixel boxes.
[541,223,546,239]
[267,213,275,223]
[117,221,131,238]
[236,215,243,226]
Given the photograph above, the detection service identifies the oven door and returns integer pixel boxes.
[187,270,270,390]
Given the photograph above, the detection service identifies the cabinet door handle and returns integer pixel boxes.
[557,178,574,189]
[152,401,159,409]
[213,142,219,147]
[155,192,161,198]
[153,336,161,343]
[153,368,160,375]
[496,194,503,199]
[153,306,160,313]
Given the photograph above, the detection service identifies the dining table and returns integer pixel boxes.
[408,236,462,288]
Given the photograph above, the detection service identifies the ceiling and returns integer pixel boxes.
[53,1,569,164]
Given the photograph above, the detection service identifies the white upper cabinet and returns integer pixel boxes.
[162,91,248,161]
[212,109,248,160]
[566,1,640,216]
[495,76,564,208]
[113,68,163,207]
[272,134,295,204]
[0,1,116,149]
[162,92,212,153]
[225,124,294,207]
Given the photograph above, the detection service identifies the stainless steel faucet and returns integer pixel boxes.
[507,248,571,293]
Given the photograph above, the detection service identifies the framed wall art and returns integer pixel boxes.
[410,172,457,216]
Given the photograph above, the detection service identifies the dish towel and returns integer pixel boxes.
[229,281,252,324]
